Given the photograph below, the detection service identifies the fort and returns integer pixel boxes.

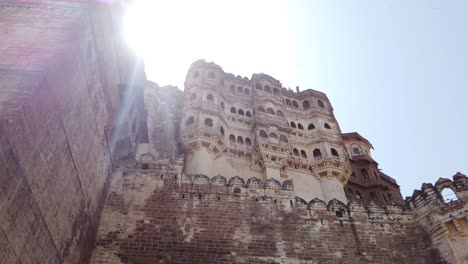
[0,2,467,264]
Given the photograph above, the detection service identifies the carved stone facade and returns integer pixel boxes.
[342,132,405,206]
[179,60,404,206]
[181,60,352,203]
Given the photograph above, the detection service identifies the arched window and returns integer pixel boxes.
[204,118,213,127]
[273,88,280,95]
[331,148,339,157]
[246,111,252,117]
[318,100,324,108]
[230,85,235,92]
[292,100,299,108]
[290,122,296,128]
[440,188,459,203]
[220,126,225,136]
[300,150,307,158]
[229,134,236,142]
[267,108,275,115]
[238,109,244,115]
[324,123,331,129]
[230,107,236,113]
[286,99,291,106]
[186,116,194,126]
[303,100,310,109]
[350,144,362,155]
[221,101,225,109]
[258,106,265,112]
[193,71,199,78]
[269,133,277,139]
[280,135,288,143]
[308,123,315,130]
[255,83,263,90]
[244,88,250,95]
[259,130,268,138]
[237,86,243,93]
[277,110,284,117]
[237,136,244,145]
[297,123,304,130]
[356,191,362,199]
[208,72,215,79]
[190,93,196,101]
[361,169,369,179]
[313,149,322,160]
[293,148,299,156]
[206,94,214,102]
[264,85,272,93]
[245,138,252,146]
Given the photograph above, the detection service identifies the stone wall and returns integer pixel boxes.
[407,173,468,264]
[91,163,440,264]
[0,2,144,264]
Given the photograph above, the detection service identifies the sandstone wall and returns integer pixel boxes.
[0,43,112,264]
[0,3,144,264]
[407,173,468,264]
[91,165,440,264]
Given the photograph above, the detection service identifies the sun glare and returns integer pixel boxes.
[123,0,298,89]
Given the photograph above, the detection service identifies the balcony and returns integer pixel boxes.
[349,154,374,162]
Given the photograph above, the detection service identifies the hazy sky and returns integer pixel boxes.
[124,0,468,196]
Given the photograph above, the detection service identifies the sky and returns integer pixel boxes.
[123,0,468,197]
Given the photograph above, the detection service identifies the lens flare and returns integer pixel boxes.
[123,0,298,88]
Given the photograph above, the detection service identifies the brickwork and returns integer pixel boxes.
[90,164,439,264]
[0,2,145,264]
[407,173,468,263]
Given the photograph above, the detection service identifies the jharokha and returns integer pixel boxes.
[0,2,467,264]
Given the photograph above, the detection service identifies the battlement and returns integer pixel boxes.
[405,172,468,263]
[406,172,468,211]
[90,165,435,264]
[115,164,412,225]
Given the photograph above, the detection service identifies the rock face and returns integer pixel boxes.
[0,3,467,263]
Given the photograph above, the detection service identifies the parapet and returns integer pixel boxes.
[406,172,467,212]
[171,174,412,223]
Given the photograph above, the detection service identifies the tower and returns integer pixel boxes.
[180,60,351,203]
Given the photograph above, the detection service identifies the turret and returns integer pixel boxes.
[342,132,404,206]
[181,60,226,164]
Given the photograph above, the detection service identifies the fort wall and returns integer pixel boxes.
[90,162,440,264]
[0,3,145,264]
[407,173,468,263]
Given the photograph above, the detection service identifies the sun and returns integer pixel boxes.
[123,0,297,89]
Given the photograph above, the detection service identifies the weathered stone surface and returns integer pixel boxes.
[1,2,467,263]
[0,2,145,264]
[407,174,468,264]
[90,166,435,264]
